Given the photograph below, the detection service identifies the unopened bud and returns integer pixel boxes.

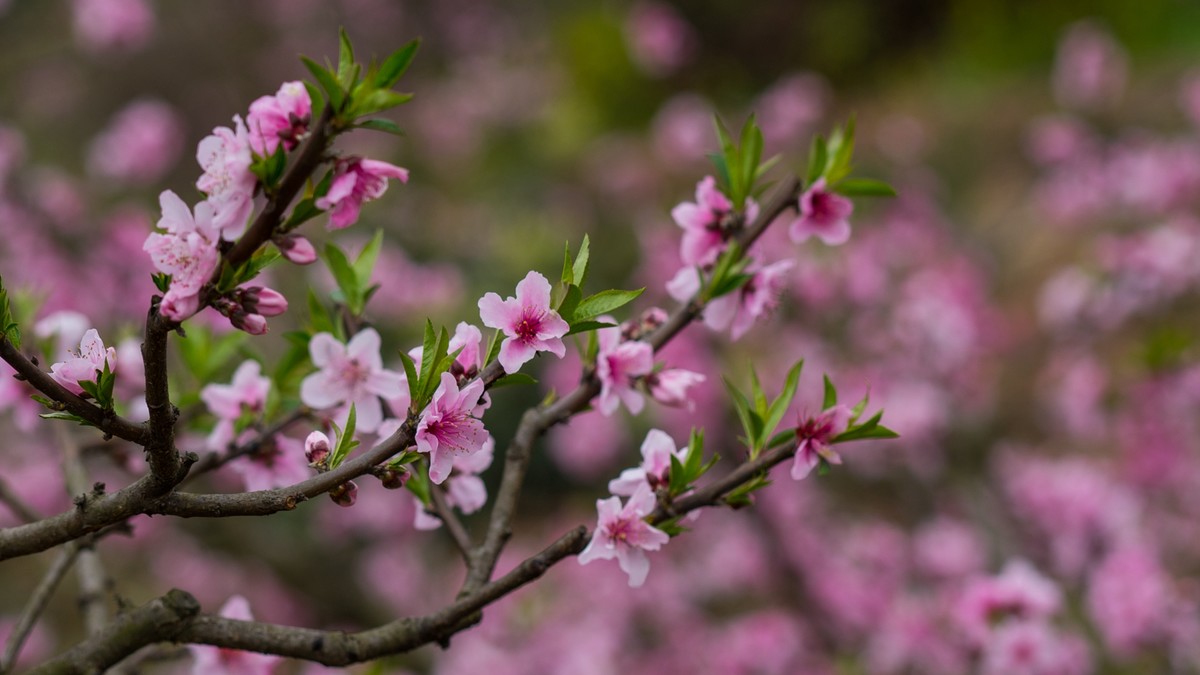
[232,312,268,335]
[304,431,330,465]
[274,234,317,265]
[244,287,288,317]
[329,480,358,507]
[379,467,408,489]
[160,290,201,321]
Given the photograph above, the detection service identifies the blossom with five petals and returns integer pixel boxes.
[788,178,853,246]
[608,428,686,496]
[316,157,409,230]
[49,329,116,395]
[299,328,406,433]
[200,360,270,451]
[478,271,570,374]
[246,81,311,156]
[672,175,759,266]
[791,404,852,480]
[594,317,653,416]
[415,372,489,484]
[195,117,255,240]
[578,484,670,587]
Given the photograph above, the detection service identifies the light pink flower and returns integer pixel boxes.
[791,404,851,480]
[672,175,758,266]
[595,317,653,416]
[1086,545,1173,656]
[160,290,202,322]
[578,484,670,587]
[315,157,409,230]
[645,367,705,410]
[979,621,1091,675]
[196,117,256,241]
[201,360,270,451]
[789,178,853,245]
[87,99,183,185]
[229,433,312,493]
[625,1,697,77]
[608,428,685,496]
[478,271,570,374]
[669,257,793,341]
[956,559,1063,647]
[144,190,221,302]
[416,373,489,484]
[246,81,312,156]
[415,435,495,530]
[34,310,90,356]
[49,329,116,396]
[304,430,330,465]
[189,596,281,674]
[1053,20,1127,111]
[448,322,490,415]
[299,329,406,433]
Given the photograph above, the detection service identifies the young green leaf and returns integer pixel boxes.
[833,178,896,197]
[822,374,838,410]
[301,57,345,111]
[560,241,575,287]
[573,288,644,322]
[490,372,538,388]
[572,235,591,288]
[762,360,804,444]
[806,135,827,184]
[564,319,617,337]
[324,244,359,309]
[397,349,419,412]
[749,367,768,417]
[374,39,420,89]
[353,230,384,285]
[337,28,357,88]
[354,119,405,136]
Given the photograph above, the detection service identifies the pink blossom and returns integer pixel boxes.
[160,290,203,322]
[195,117,256,240]
[1086,545,1173,656]
[1053,20,1127,111]
[49,329,116,395]
[415,435,495,530]
[189,596,281,674]
[304,431,330,465]
[645,367,706,410]
[979,621,1092,675]
[315,157,409,230]
[72,0,154,54]
[299,328,406,433]
[672,176,758,266]
[669,257,793,341]
[608,428,685,496]
[478,271,570,373]
[624,1,697,77]
[246,81,312,156]
[791,404,851,480]
[87,99,183,185]
[449,321,490,414]
[274,234,317,265]
[789,178,853,245]
[33,310,90,356]
[578,484,670,587]
[201,360,270,451]
[955,559,1063,647]
[144,190,221,302]
[595,318,653,416]
[416,372,489,484]
[228,433,312,493]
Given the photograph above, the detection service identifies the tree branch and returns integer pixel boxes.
[0,337,146,445]
[428,483,473,564]
[140,312,183,493]
[0,542,82,674]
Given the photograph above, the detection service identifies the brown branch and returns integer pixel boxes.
[28,589,200,675]
[0,337,146,445]
[140,312,183,493]
[461,177,803,594]
[182,408,311,482]
[35,528,588,669]
[649,441,799,523]
[428,482,473,564]
[0,542,83,674]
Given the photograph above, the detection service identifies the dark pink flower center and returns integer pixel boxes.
[796,414,836,444]
[515,309,546,342]
[425,410,475,453]
[606,516,635,543]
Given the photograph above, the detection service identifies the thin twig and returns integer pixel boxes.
[0,476,41,524]
[183,408,311,482]
[428,483,473,563]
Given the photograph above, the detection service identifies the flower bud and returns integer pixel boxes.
[379,467,408,489]
[232,312,268,335]
[274,234,317,265]
[160,290,201,321]
[243,287,288,317]
[329,480,358,507]
[304,431,330,465]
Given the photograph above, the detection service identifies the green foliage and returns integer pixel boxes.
[323,231,383,317]
[216,248,281,294]
[303,31,419,124]
[0,276,20,349]
[177,327,248,385]
[710,115,778,207]
[724,360,804,459]
[666,429,720,499]
[326,404,360,470]
[556,236,643,337]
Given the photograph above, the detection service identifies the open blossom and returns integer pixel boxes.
[955,559,1063,646]
[672,175,758,266]
[791,404,851,480]
[416,373,489,484]
[87,99,183,185]
[200,360,270,451]
[72,0,154,54]
[315,157,409,230]
[609,428,686,496]
[415,435,495,530]
[34,310,90,356]
[667,257,793,341]
[478,271,570,374]
[144,190,221,320]
[229,433,311,493]
[299,328,405,434]
[789,178,853,245]
[49,329,116,395]
[196,116,255,241]
[578,484,670,587]
[595,317,653,416]
[246,81,312,156]
[189,596,280,675]
[645,367,705,409]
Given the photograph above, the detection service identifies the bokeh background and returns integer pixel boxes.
[3,0,1200,672]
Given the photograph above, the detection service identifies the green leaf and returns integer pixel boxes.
[708,153,732,195]
[302,56,344,111]
[834,178,896,198]
[303,81,325,114]
[353,230,384,286]
[328,403,359,469]
[749,368,767,417]
[564,319,616,337]
[284,198,324,230]
[668,453,688,496]
[151,273,172,294]
[405,463,431,505]
[822,375,838,410]
[765,429,795,450]
[684,428,705,479]
[39,411,88,424]
[0,278,20,349]
[724,377,763,451]
[556,285,582,323]
[306,290,338,338]
[337,28,356,88]
[826,116,856,184]
[490,372,538,388]
[849,390,870,424]
[352,89,413,117]
[355,118,405,136]
[374,39,420,89]
[416,323,450,406]
[572,235,591,288]
[724,474,771,508]
[573,288,644,322]
[560,241,574,287]
[324,244,359,310]
[738,115,763,200]
[485,329,504,366]
[763,360,803,444]
[806,135,828,184]
[397,349,419,412]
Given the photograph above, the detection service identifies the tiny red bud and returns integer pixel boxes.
[329,480,358,507]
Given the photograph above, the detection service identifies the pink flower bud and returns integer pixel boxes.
[160,290,201,321]
[248,287,288,317]
[329,480,358,507]
[304,431,330,465]
[233,312,268,335]
[275,234,317,265]
[379,467,408,489]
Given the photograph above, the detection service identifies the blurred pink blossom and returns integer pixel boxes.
[87,99,183,185]
[72,0,155,54]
